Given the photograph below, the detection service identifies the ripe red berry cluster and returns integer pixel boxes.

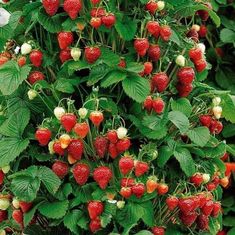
[189,46,207,73]
[199,114,223,134]
[144,96,165,114]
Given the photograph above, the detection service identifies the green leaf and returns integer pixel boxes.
[228,228,235,235]
[171,98,192,117]
[99,98,118,115]
[122,75,150,103]
[212,158,226,173]
[157,146,173,168]
[101,70,127,88]
[222,124,235,138]
[39,200,69,219]
[204,138,226,158]
[187,127,210,147]
[100,47,120,67]
[0,61,31,95]
[64,210,83,234]
[87,64,110,86]
[168,111,190,134]
[135,231,153,235]
[221,95,235,123]
[68,60,90,73]
[126,62,144,73]
[220,28,235,43]
[55,78,76,94]
[223,216,235,226]
[174,147,196,177]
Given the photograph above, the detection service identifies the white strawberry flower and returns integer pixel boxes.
[78,107,88,119]
[157,1,165,11]
[0,8,11,27]
[175,55,186,67]
[213,106,222,119]
[54,107,65,120]
[212,97,221,106]
[117,127,128,139]
[21,42,32,55]
[71,48,82,61]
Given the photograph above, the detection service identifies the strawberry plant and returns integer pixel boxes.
[0,0,234,234]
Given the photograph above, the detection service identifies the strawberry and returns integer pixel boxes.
[143,62,153,75]
[178,197,197,214]
[146,21,160,35]
[74,122,89,138]
[166,196,179,211]
[197,193,207,208]
[118,58,126,68]
[146,177,158,193]
[35,128,51,146]
[176,83,193,97]
[29,50,43,67]
[42,0,60,16]
[89,217,101,233]
[194,59,207,73]
[90,7,106,17]
[90,17,102,29]
[0,171,4,185]
[107,130,118,144]
[201,200,214,216]
[197,3,212,21]
[186,29,199,42]
[198,25,207,38]
[116,138,131,153]
[87,201,104,219]
[152,72,169,93]
[190,173,203,187]
[152,226,165,235]
[94,136,109,158]
[209,120,223,134]
[59,134,71,149]
[91,0,101,5]
[121,178,135,187]
[145,0,158,15]
[144,96,153,112]
[179,211,198,227]
[120,187,132,199]
[0,210,7,222]
[197,214,209,231]
[59,48,72,63]
[215,48,224,58]
[134,38,149,57]
[61,113,77,132]
[73,163,90,186]
[102,13,116,28]
[119,156,134,175]
[63,0,82,20]
[148,44,161,62]
[17,56,27,67]
[160,25,172,41]
[221,152,229,161]
[0,55,9,66]
[211,201,221,218]
[199,115,212,128]
[57,32,74,50]
[157,183,169,195]
[19,201,33,213]
[53,141,65,156]
[85,46,101,64]
[89,111,104,126]
[189,47,203,62]
[108,143,119,159]
[206,182,217,191]
[220,177,229,188]
[132,183,145,198]
[152,98,165,114]
[68,139,84,160]
[177,67,195,85]
[52,161,69,179]
[12,210,23,227]
[135,161,149,177]
[93,166,112,189]
[28,71,45,85]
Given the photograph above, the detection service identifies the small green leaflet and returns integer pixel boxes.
[168,111,190,134]
[187,127,210,147]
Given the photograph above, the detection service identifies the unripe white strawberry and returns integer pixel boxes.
[59,134,71,149]
[1,165,10,174]
[213,106,222,119]
[175,55,186,67]
[0,230,6,235]
[21,42,32,55]
[27,89,37,100]
[0,8,11,27]
[54,107,66,120]
[191,24,200,32]
[202,173,210,183]
[117,127,128,139]
[0,198,10,210]
[78,108,88,119]
[48,141,55,154]
[198,43,206,54]
[157,1,165,11]
[71,48,82,61]
[116,200,125,209]
[212,97,221,106]
[12,198,20,209]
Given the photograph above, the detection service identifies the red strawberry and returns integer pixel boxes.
[118,58,126,68]
[0,55,8,66]
[28,71,45,85]
[157,183,169,195]
[215,48,224,58]
[132,183,145,198]
[152,98,165,114]
[0,171,4,185]
[102,13,116,28]
[166,196,179,211]
[190,173,203,187]
[143,61,153,75]
[121,178,135,187]
[91,0,101,5]
[152,226,165,235]
[90,17,102,29]
[42,0,60,16]
[35,128,51,146]
[221,152,229,161]
[189,47,203,62]
[120,187,132,199]
[145,0,158,14]
[178,197,198,214]
[0,210,7,222]
[160,25,172,41]
[212,175,220,186]
[179,211,198,227]
[148,44,161,62]
[144,96,153,112]
[52,161,69,179]
[85,46,101,64]
[134,38,149,57]
[201,200,214,216]
[196,214,209,230]
[73,163,90,186]
[206,182,217,191]
[176,83,193,97]
[61,113,77,132]
[107,130,118,144]
[146,177,158,193]
[53,141,65,156]
[57,32,74,50]
[93,166,112,189]
[89,217,101,233]
[74,122,89,138]
[197,193,207,208]
[89,111,104,126]
[211,202,221,218]
[29,50,43,67]
[209,120,223,134]
[119,156,134,175]
[68,139,84,160]
[12,210,23,227]
[194,59,207,72]
[135,161,149,177]
[87,201,104,219]
[59,48,72,63]
[152,72,169,93]
[197,3,212,21]
[199,115,212,128]
[108,143,119,159]
[177,67,195,85]
[19,201,33,213]
[116,138,131,153]
[186,29,199,42]
[90,7,106,17]
[146,21,160,35]
[94,136,109,158]
[220,177,229,188]
[17,56,27,67]
[63,0,82,20]
[199,25,207,38]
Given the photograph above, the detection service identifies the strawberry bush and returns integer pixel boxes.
[0,0,235,234]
